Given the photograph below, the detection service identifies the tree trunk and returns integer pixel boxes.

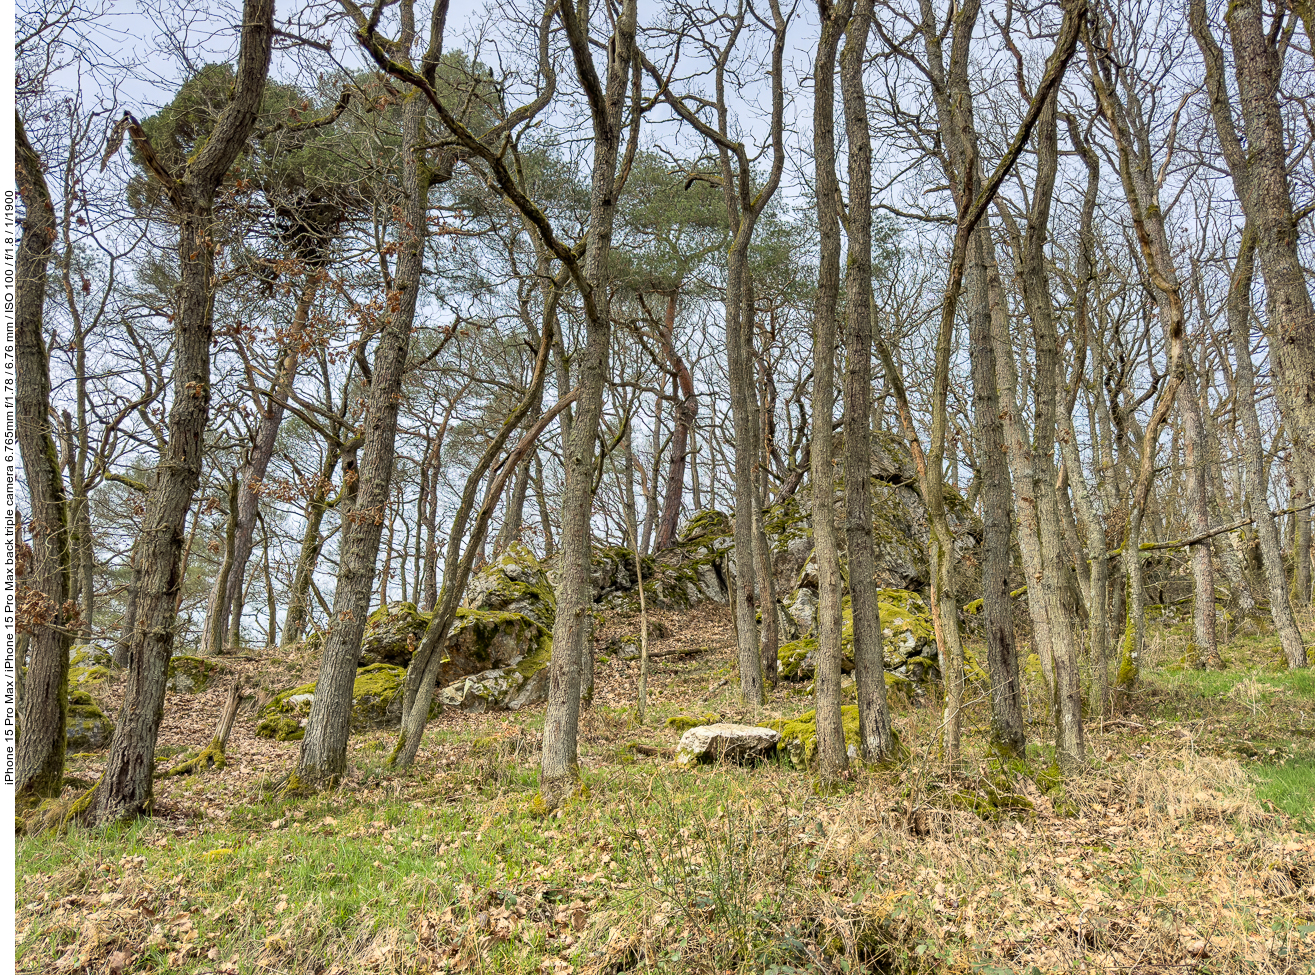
[294,91,427,789]
[15,116,73,802]
[655,293,697,551]
[1228,227,1306,668]
[281,446,340,647]
[967,235,1024,756]
[746,276,779,687]
[493,429,535,554]
[204,273,319,655]
[1191,0,1315,495]
[84,0,273,824]
[1180,360,1219,667]
[538,0,638,809]
[203,478,238,658]
[839,0,894,761]
[809,0,855,780]
[1293,468,1312,606]
[1017,92,1084,769]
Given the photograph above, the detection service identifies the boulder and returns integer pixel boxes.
[69,644,114,669]
[761,431,982,599]
[68,663,111,687]
[782,588,818,639]
[675,723,781,768]
[167,655,220,694]
[300,601,431,668]
[440,609,549,685]
[464,543,557,632]
[66,691,113,751]
[440,634,553,712]
[673,511,734,605]
[359,602,431,667]
[777,589,938,682]
[255,663,439,739]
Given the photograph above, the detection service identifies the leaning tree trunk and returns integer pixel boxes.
[808,0,855,780]
[293,96,427,790]
[839,0,894,762]
[205,272,320,655]
[161,681,241,777]
[1228,227,1307,668]
[82,0,274,825]
[654,292,698,551]
[388,330,562,771]
[281,446,341,647]
[15,116,73,802]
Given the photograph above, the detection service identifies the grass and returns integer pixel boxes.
[15,606,1315,974]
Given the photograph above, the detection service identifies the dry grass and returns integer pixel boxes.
[16,604,1315,974]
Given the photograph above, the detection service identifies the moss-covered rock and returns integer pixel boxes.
[776,589,938,681]
[666,712,722,733]
[441,608,548,684]
[761,705,862,770]
[255,715,305,741]
[167,655,220,694]
[256,663,440,738]
[760,433,983,599]
[69,664,111,687]
[440,629,553,712]
[359,601,432,667]
[465,543,557,632]
[66,693,113,751]
[69,644,114,669]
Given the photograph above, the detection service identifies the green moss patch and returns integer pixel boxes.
[762,705,862,770]
[167,655,220,694]
[665,713,721,733]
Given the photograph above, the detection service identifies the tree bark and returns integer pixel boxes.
[839,0,895,761]
[810,0,855,780]
[15,115,73,802]
[294,87,427,789]
[84,0,274,824]
[1228,227,1307,668]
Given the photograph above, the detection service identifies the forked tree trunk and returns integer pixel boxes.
[204,272,320,655]
[281,445,340,646]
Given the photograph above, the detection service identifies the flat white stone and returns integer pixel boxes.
[675,723,780,768]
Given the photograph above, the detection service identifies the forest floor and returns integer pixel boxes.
[15,603,1315,975]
